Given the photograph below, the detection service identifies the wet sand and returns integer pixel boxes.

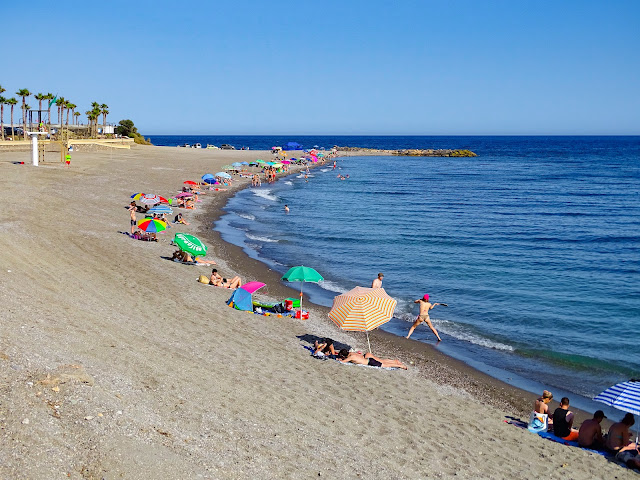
[0,145,633,479]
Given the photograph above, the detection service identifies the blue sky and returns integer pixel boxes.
[3,0,639,135]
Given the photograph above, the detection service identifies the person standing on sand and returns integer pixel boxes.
[371,273,384,288]
[128,202,137,234]
[406,294,444,341]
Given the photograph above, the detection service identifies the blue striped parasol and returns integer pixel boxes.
[148,205,173,215]
[594,380,640,443]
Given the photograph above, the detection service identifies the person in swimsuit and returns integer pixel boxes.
[128,202,137,234]
[174,213,190,225]
[606,412,635,452]
[533,390,554,427]
[371,273,383,288]
[314,338,338,357]
[209,269,242,288]
[406,294,443,341]
[578,410,607,448]
[337,349,408,370]
[615,443,640,469]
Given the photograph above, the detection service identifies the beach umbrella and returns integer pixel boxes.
[595,380,640,444]
[232,162,243,167]
[216,172,232,179]
[147,205,173,215]
[173,232,208,257]
[328,286,397,353]
[175,192,194,198]
[256,159,265,163]
[226,282,267,312]
[202,173,217,184]
[241,161,249,165]
[184,180,198,185]
[131,192,145,200]
[140,194,162,205]
[281,160,291,165]
[281,266,323,319]
[272,163,283,168]
[137,218,167,233]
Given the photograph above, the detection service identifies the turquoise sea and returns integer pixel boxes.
[154,135,640,412]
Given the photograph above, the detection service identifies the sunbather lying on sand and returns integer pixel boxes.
[314,338,338,356]
[616,443,640,469]
[337,349,408,370]
[132,230,157,241]
[209,269,242,288]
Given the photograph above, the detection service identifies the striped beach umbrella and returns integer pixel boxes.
[329,286,397,352]
[595,380,640,443]
[137,218,167,233]
[147,205,173,215]
[140,194,162,205]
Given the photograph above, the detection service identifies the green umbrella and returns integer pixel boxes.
[173,233,208,257]
[281,266,324,319]
[255,159,265,163]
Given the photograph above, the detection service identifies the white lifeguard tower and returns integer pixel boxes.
[26,131,49,166]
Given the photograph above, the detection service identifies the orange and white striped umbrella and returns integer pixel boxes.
[328,287,397,332]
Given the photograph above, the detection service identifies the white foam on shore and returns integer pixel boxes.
[318,280,347,294]
[437,320,514,351]
[296,174,314,178]
[320,168,331,172]
[246,233,279,243]
[284,181,293,185]
[252,189,277,201]
[236,212,256,221]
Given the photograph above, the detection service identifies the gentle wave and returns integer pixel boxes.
[284,181,293,185]
[437,321,515,351]
[246,233,279,243]
[318,280,348,294]
[235,212,256,221]
[252,189,278,201]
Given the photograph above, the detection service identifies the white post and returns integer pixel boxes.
[27,132,48,166]
[31,134,38,166]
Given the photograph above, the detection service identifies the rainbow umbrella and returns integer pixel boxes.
[137,218,167,233]
[328,286,397,352]
[131,192,145,201]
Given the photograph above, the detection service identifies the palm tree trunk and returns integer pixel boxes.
[10,106,15,139]
[1,105,4,141]
[21,98,26,139]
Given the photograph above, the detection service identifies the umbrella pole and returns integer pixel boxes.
[366,331,372,353]
[299,283,303,320]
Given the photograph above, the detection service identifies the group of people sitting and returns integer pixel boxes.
[533,390,639,468]
[313,338,408,370]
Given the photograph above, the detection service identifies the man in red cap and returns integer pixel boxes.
[406,294,444,341]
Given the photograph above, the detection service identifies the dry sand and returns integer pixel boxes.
[0,146,636,479]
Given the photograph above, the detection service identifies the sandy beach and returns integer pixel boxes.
[0,145,636,479]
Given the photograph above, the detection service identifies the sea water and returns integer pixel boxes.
[201,136,640,409]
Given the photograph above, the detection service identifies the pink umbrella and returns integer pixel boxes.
[281,160,291,164]
[175,192,194,198]
[241,281,266,294]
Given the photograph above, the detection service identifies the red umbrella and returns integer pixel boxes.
[183,181,198,185]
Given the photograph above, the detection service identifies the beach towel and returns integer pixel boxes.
[302,346,398,370]
[173,259,207,266]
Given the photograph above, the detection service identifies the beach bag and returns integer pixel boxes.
[198,275,210,284]
[527,412,548,433]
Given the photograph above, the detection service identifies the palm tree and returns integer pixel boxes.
[74,111,81,125]
[24,104,31,130]
[34,93,46,124]
[45,93,54,128]
[0,85,5,141]
[7,97,18,139]
[86,110,98,137]
[16,89,31,138]
[67,103,76,125]
[55,97,66,127]
[100,103,109,128]
[65,101,73,125]
[0,96,6,141]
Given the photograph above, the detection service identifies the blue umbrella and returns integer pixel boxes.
[215,172,232,179]
[202,173,216,184]
[148,205,173,215]
[595,380,640,443]
[241,161,249,165]
[232,162,243,167]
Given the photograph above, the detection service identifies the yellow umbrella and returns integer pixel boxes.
[328,286,397,352]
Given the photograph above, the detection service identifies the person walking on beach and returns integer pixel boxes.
[64,152,71,168]
[371,273,384,288]
[128,201,137,234]
[406,294,444,341]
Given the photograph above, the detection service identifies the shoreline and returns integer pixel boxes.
[0,145,630,478]
[195,151,600,424]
